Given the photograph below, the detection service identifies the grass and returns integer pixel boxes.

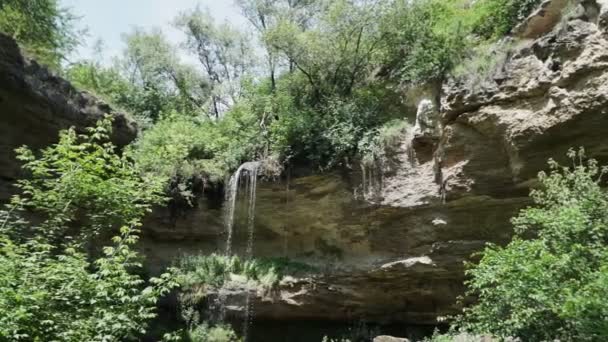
[451,39,514,90]
[175,253,318,292]
[358,119,412,167]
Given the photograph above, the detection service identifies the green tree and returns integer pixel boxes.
[175,7,255,118]
[119,28,210,120]
[0,117,177,341]
[0,0,80,69]
[471,0,543,38]
[458,148,608,341]
[265,0,385,98]
[68,30,210,123]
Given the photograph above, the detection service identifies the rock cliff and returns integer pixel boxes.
[142,0,608,326]
[1,0,607,331]
[0,33,136,201]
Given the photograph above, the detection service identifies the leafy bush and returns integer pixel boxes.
[0,0,80,68]
[0,117,177,341]
[358,119,412,167]
[6,116,166,244]
[457,148,608,341]
[471,0,544,39]
[176,253,316,292]
[451,40,514,89]
[188,323,241,342]
[381,0,470,84]
[132,112,265,188]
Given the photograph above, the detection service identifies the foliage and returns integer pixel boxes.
[358,119,411,167]
[451,40,513,90]
[64,0,548,185]
[380,0,469,85]
[0,0,80,68]
[175,6,254,118]
[423,331,504,342]
[0,117,178,341]
[188,323,241,342]
[265,0,385,97]
[131,103,264,185]
[67,29,209,124]
[176,253,316,292]
[67,60,140,117]
[457,148,608,341]
[4,117,166,244]
[471,0,543,39]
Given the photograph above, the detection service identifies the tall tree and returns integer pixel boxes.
[119,28,210,120]
[0,0,80,68]
[175,7,254,118]
[236,0,280,90]
[264,0,386,98]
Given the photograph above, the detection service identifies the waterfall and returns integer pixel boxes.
[242,163,259,342]
[224,161,260,256]
[221,161,260,342]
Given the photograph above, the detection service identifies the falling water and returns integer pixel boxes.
[221,161,260,342]
[224,161,260,256]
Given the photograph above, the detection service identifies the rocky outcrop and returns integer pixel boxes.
[143,0,608,328]
[439,5,608,201]
[0,33,136,201]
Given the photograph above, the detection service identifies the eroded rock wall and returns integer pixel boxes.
[0,33,136,201]
[142,0,608,326]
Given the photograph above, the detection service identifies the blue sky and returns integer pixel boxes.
[62,0,247,63]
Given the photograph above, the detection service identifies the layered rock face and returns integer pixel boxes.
[0,33,136,201]
[143,0,608,326]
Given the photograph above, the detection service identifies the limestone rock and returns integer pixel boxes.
[143,2,608,327]
[514,0,569,39]
[439,13,608,201]
[0,33,136,201]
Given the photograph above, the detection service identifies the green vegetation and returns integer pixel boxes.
[470,0,543,38]
[174,254,314,341]
[0,0,541,189]
[176,253,316,293]
[0,0,572,340]
[187,323,241,342]
[358,119,412,167]
[0,117,177,341]
[0,0,80,69]
[444,149,608,341]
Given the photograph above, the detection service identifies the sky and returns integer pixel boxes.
[61,0,248,63]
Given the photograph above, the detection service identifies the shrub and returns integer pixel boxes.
[451,40,514,89]
[358,119,412,167]
[0,117,177,341]
[176,253,317,293]
[175,252,317,319]
[0,0,80,69]
[457,148,608,341]
[188,323,240,342]
[471,0,544,39]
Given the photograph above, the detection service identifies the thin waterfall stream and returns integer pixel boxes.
[221,161,261,341]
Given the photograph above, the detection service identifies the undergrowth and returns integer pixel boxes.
[176,253,317,293]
